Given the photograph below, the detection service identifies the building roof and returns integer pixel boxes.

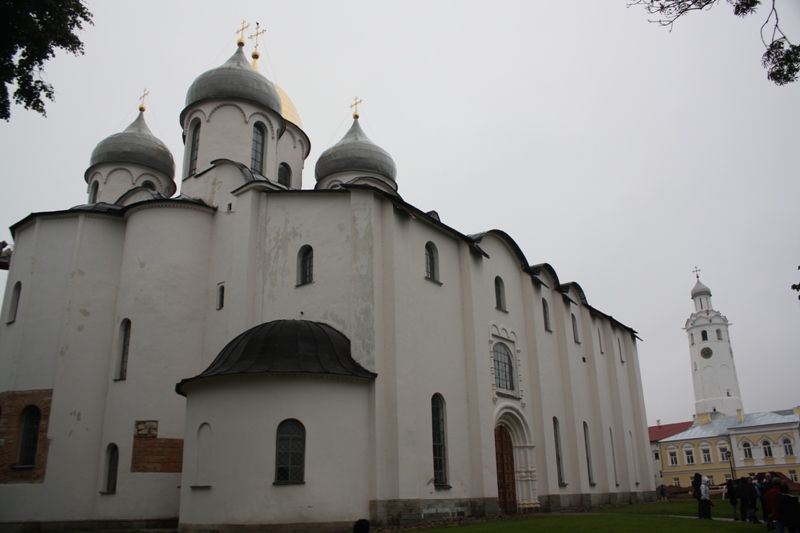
[175,319,376,396]
[649,421,694,442]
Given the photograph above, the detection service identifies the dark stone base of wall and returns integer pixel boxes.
[179,521,353,533]
[538,489,654,512]
[0,518,178,533]
[370,497,500,526]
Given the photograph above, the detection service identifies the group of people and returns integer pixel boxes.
[718,473,800,532]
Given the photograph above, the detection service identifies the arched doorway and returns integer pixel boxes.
[495,425,516,513]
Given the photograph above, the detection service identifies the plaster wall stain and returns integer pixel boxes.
[77,325,84,332]
[79,309,90,317]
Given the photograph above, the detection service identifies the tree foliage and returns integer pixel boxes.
[0,0,93,121]
[630,0,800,85]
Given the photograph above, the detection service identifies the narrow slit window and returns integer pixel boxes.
[431,394,448,487]
[425,242,438,281]
[494,277,506,311]
[105,443,119,493]
[18,406,41,466]
[298,246,313,285]
[117,319,131,380]
[89,181,99,203]
[188,122,201,176]
[216,284,225,310]
[554,417,565,485]
[251,124,265,173]
[7,281,21,323]
[542,298,551,331]
[278,163,291,187]
[571,313,580,343]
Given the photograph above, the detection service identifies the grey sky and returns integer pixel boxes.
[1,1,798,426]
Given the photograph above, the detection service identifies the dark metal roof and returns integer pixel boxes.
[85,112,175,181]
[315,117,397,182]
[182,45,282,124]
[176,320,376,396]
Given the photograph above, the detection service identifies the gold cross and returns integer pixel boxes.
[235,20,250,43]
[693,266,701,280]
[249,22,267,51]
[138,88,149,111]
[349,96,363,118]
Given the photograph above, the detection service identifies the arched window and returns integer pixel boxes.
[196,423,212,486]
[701,330,708,342]
[610,428,619,486]
[141,180,155,190]
[571,313,580,343]
[784,439,794,456]
[492,342,514,391]
[716,329,723,341]
[117,319,131,380]
[297,246,313,285]
[494,277,506,311]
[216,284,225,310]
[251,124,265,173]
[431,394,448,487]
[89,180,99,203]
[275,419,305,484]
[583,421,594,484]
[18,406,41,466]
[425,242,438,281]
[188,122,201,176]
[743,441,752,459]
[278,163,291,187]
[7,281,21,323]
[542,298,551,331]
[618,337,625,363]
[763,440,773,458]
[553,417,565,485]
[690,332,695,345]
[597,328,604,353]
[104,443,119,493]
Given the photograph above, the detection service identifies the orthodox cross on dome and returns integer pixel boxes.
[138,88,149,112]
[249,22,267,52]
[693,266,701,280]
[235,20,250,46]
[349,96,363,118]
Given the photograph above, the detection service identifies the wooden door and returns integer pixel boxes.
[495,425,517,514]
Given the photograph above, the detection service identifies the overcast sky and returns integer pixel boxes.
[1,1,798,427]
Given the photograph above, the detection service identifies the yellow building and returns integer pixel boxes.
[658,408,800,488]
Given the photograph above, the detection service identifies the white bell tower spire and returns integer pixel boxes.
[685,269,743,418]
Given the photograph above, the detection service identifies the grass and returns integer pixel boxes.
[416,499,759,532]
[420,514,762,532]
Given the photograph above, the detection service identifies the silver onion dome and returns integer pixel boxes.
[86,111,175,181]
[315,116,396,182]
[182,44,282,122]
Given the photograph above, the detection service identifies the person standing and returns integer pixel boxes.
[660,484,668,503]
[692,473,703,518]
[745,477,762,524]
[699,477,712,519]
[767,477,784,533]
[777,483,800,533]
[726,479,739,520]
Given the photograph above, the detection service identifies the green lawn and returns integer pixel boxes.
[420,514,760,533]
[416,500,757,533]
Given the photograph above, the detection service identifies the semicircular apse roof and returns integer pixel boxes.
[176,319,376,395]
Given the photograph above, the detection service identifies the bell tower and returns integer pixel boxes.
[684,269,743,418]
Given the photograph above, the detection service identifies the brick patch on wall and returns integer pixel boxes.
[0,389,53,484]
[131,420,183,473]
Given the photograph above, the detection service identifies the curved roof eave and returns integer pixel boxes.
[558,281,589,306]
[530,263,560,288]
[468,229,531,273]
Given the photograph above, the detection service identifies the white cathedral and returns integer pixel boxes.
[0,34,653,532]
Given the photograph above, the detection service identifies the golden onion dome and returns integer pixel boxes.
[274,83,302,128]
